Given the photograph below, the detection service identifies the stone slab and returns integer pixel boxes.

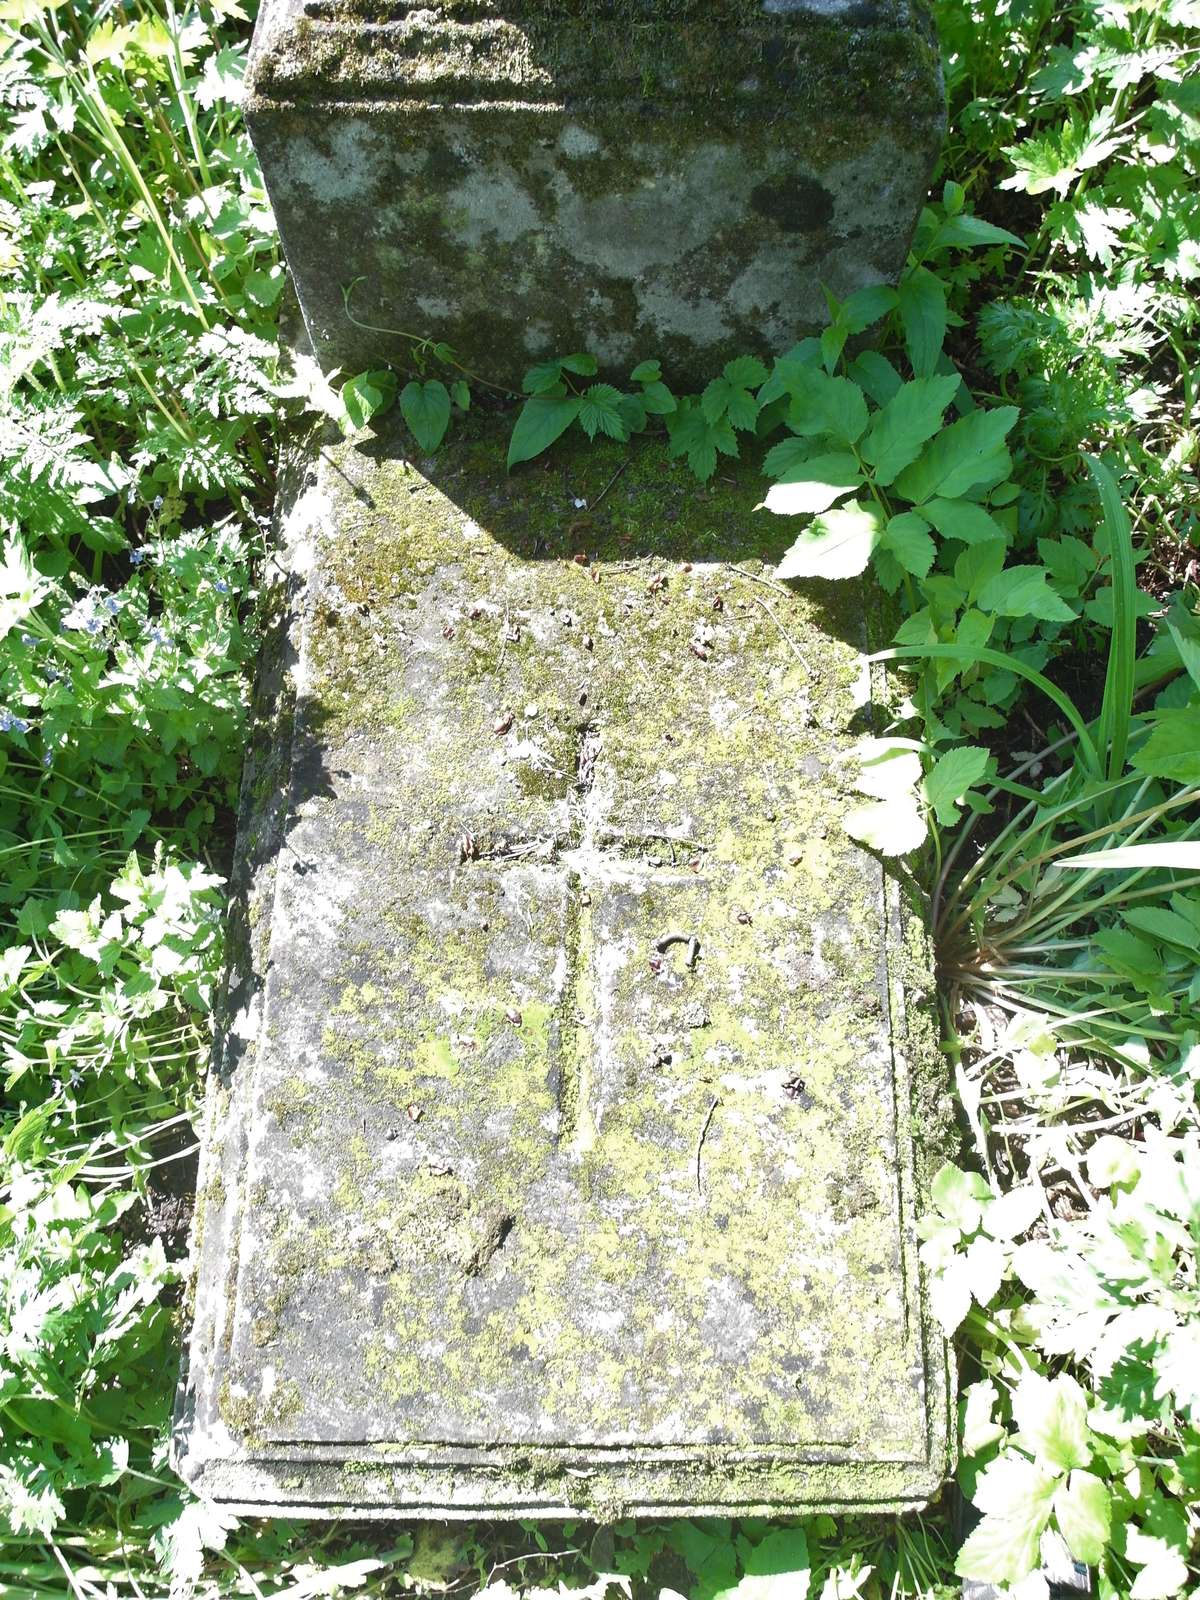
[245,0,945,385]
[174,416,951,1517]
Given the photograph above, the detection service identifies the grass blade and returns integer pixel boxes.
[1086,454,1137,782]
[1060,842,1200,869]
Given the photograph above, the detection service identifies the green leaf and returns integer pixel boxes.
[787,372,869,447]
[560,352,598,376]
[977,565,1077,622]
[1013,1372,1092,1473]
[506,393,582,468]
[758,453,861,516]
[451,380,471,411]
[523,359,569,395]
[776,500,883,581]
[640,379,676,415]
[667,402,740,480]
[923,744,989,826]
[931,1162,990,1231]
[840,282,898,332]
[577,383,629,441]
[861,374,960,484]
[922,497,1009,545]
[715,1529,809,1600]
[722,354,769,389]
[931,213,1024,250]
[701,376,759,431]
[1130,710,1200,782]
[880,511,935,577]
[898,266,947,377]
[847,349,904,406]
[399,379,452,453]
[341,368,396,432]
[630,359,661,383]
[959,1455,1058,1582]
[894,407,1020,504]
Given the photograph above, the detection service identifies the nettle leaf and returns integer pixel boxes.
[881,511,935,577]
[1013,1372,1092,1474]
[1054,1470,1111,1565]
[957,1457,1057,1584]
[722,354,769,389]
[929,212,1024,251]
[922,497,1009,545]
[894,407,1019,504]
[897,266,947,377]
[923,744,989,826]
[667,403,739,481]
[759,452,861,516]
[776,500,883,581]
[506,393,582,468]
[400,378,451,453]
[577,383,628,441]
[861,374,960,484]
[977,565,1077,622]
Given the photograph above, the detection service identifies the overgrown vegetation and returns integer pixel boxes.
[1,0,1198,1594]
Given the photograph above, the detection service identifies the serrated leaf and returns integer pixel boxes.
[776,500,883,580]
[898,266,946,377]
[1131,709,1200,783]
[400,378,451,453]
[881,511,935,577]
[723,354,769,389]
[506,393,581,468]
[861,375,960,484]
[923,743,989,826]
[787,371,869,447]
[922,497,1009,545]
[1013,1372,1092,1473]
[1054,1471,1111,1564]
[977,565,1077,622]
[759,453,861,516]
[522,359,569,395]
[577,382,628,441]
[894,407,1020,504]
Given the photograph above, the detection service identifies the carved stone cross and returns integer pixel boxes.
[176,419,949,1518]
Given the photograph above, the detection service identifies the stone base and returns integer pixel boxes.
[173,414,952,1518]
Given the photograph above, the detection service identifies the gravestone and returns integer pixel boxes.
[174,417,951,1516]
[244,0,945,384]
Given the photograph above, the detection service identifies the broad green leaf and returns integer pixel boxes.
[894,407,1019,504]
[630,359,661,383]
[722,354,769,389]
[399,378,451,453]
[522,359,568,394]
[840,282,898,332]
[923,744,989,826]
[577,383,628,441]
[847,349,903,406]
[451,380,470,411]
[787,371,869,447]
[897,266,946,377]
[1164,597,1200,693]
[1013,1372,1092,1473]
[977,565,1077,622]
[984,1185,1042,1240]
[861,374,960,484]
[931,213,1024,250]
[1130,710,1200,783]
[922,497,1009,545]
[341,368,395,431]
[759,453,861,516]
[843,794,927,855]
[506,393,581,468]
[881,511,935,577]
[955,537,1007,601]
[560,352,598,375]
[1126,1530,1190,1600]
[640,379,676,415]
[1124,906,1200,953]
[715,1528,810,1600]
[958,1456,1057,1583]
[776,500,883,581]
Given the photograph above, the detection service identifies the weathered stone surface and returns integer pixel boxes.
[245,0,945,386]
[174,416,951,1517]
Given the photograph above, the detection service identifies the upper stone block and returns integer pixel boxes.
[245,0,945,385]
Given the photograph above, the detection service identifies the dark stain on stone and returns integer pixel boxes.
[749,175,835,234]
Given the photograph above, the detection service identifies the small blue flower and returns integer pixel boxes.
[0,707,30,734]
[21,633,36,648]
[214,579,230,595]
[149,626,170,646]
[130,550,146,566]
[42,750,52,767]
[104,595,121,615]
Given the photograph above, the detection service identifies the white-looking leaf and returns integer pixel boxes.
[1125,1531,1190,1600]
[1086,1135,1140,1188]
[842,794,927,856]
[854,736,922,799]
[759,452,861,516]
[1053,1470,1111,1565]
[1012,1372,1092,1474]
[984,1185,1043,1241]
[931,1161,991,1232]
[962,1234,1007,1308]
[776,500,883,581]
